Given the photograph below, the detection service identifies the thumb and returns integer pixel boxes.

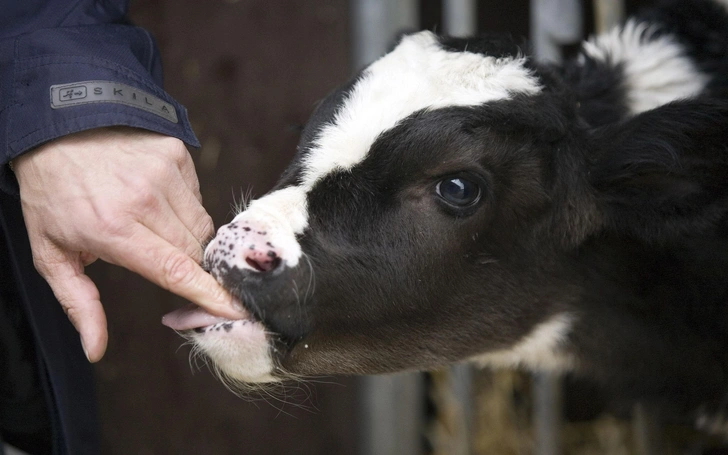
[37,253,108,363]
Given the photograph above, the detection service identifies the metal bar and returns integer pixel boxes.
[530,0,583,63]
[443,0,477,37]
[360,373,425,455]
[633,402,665,455]
[350,3,423,453]
[533,372,563,455]
[528,0,583,450]
[424,367,474,455]
[594,0,625,34]
[448,363,475,455]
[350,0,419,70]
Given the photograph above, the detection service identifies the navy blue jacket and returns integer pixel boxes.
[0,1,200,453]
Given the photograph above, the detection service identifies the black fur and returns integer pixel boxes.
[215,0,728,423]
[638,0,728,96]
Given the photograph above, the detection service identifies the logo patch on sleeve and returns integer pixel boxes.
[50,81,178,123]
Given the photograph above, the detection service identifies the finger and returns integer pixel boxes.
[141,195,206,263]
[175,148,203,203]
[103,225,244,320]
[164,177,215,246]
[37,253,108,362]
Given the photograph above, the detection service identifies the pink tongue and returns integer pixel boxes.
[162,303,235,331]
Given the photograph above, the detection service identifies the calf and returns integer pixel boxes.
[164,0,728,422]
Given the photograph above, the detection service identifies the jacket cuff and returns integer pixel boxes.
[0,25,200,194]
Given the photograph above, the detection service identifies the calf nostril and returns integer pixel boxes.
[245,256,282,273]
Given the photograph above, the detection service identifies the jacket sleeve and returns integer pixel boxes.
[0,0,201,194]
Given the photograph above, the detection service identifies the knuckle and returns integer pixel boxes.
[208,287,228,308]
[131,188,161,211]
[114,182,162,217]
[186,243,204,264]
[95,209,133,238]
[29,247,59,278]
[175,146,192,168]
[55,293,80,316]
[121,172,167,210]
[162,137,189,165]
[63,304,87,333]
[64,304,78,321]
[196,215,215,241]
[144,155,174,179]
[161,252,196,289]
[32,256,51,276]
[189,174,202,195]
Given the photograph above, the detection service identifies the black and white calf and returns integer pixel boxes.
[164,0,728,421]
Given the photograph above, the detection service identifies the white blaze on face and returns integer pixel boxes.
[581,19,708,114]
[237,31,542,252]
[302,31,542,188]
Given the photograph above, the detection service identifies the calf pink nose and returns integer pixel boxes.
[245,247,281,272]
[221,221,283,273]
[207,219,289,278]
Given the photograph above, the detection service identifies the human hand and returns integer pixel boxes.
[13,127,244,362]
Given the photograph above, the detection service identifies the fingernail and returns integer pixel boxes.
[80,336,90,362]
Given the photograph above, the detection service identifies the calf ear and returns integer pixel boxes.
[590,100,728,242]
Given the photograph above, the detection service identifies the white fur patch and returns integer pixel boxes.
[471,313,576,372]
[302,31,541,187]
[581,19,708,114]
[227,186,307,267]
[191,320,277,383]
[243,186,309,235]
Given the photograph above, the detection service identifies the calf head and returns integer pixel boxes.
[163,32,728,388]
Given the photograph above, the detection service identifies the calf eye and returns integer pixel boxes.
[436,176,482,208]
